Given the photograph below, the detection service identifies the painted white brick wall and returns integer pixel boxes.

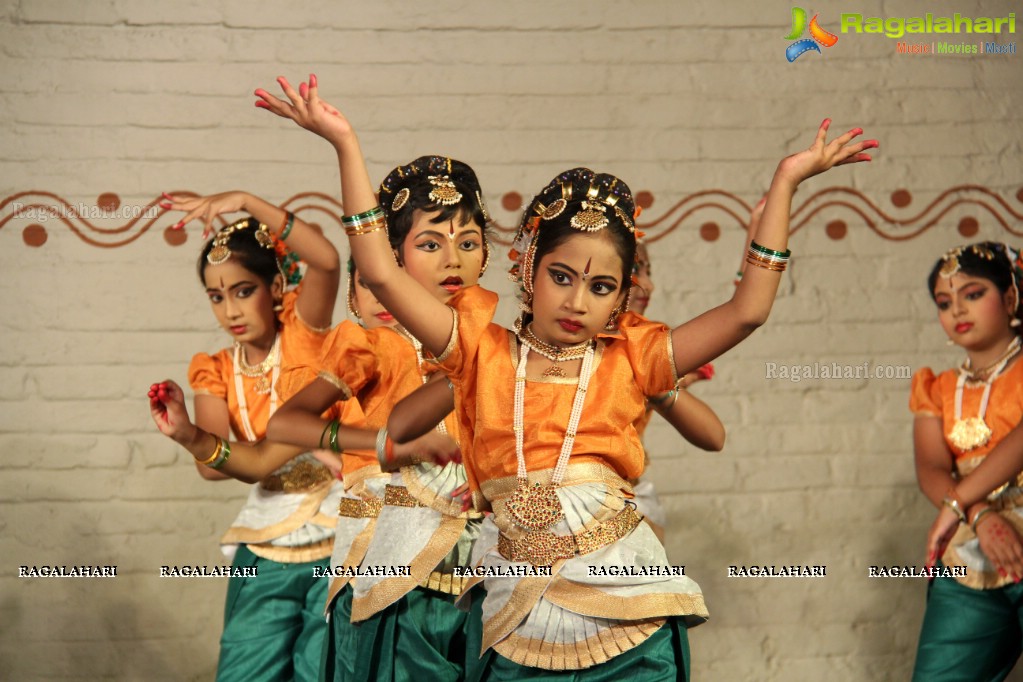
[1,1,1021,679]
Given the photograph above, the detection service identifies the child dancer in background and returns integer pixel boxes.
[264,149,488,681]
[910,242,1023,681]
[151,191,342,681]
[628,239,723,541]
[257,72,874,679]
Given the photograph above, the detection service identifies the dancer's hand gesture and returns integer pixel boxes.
[775,119,878,189]
[255,74,353,148]
[148,380,197,445]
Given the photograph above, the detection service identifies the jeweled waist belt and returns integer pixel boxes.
[497,505,642,567]
[262,460,334,493]
[338,497,383,519]
[383,484,426,508]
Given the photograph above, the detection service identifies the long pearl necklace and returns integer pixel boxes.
[949,336,1020,451]
[402,329,448,436]
[232,333,281,442]
[506,336,595,532]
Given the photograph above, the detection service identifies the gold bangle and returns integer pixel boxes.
[345,222,386,237]
[970,506,996,531]
[744,256,787,272]
[942,489,966,523]
[197,435,222,465]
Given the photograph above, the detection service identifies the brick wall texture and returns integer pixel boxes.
[1,1,1021,679]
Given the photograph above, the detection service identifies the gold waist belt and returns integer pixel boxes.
[383,484,426,508]
[498,505,642,567]
[338,497,383,519]
[262,460,334,493]
[420,570,469,596]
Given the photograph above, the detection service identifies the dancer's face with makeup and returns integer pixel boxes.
[352,269,396,329]
[531,231,626,347]
[932,273,1015,352]
[203,260,282,348]
[399,209,485,302]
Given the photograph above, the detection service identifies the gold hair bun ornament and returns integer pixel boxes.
[427,175,462,206]
[539,198,567,221]
[206,218,273,266]
[939,244,996,278]
[391,187,411,212]
[254,223,274,249]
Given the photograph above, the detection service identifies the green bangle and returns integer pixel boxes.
[329,419,341,454]
[341,206,384,227]
[319,420,332,449]
[209,438,232,469]
[279,211,295,241]
[750,240,791,259]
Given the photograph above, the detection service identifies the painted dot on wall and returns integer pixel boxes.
[826,220,847,240]
[23,224,47,247]
[164,225,187,246]
[891,189,912,208]
[636,191,654,210]
[699,222,720,242]
[502,192,522,211]
[97,192,120,212]
[958,217,979,237]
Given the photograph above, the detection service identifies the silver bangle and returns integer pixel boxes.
[375,428,388,467]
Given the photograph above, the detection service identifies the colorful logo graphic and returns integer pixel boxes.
[785,7,839,61]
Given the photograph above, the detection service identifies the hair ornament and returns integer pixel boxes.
[538,198,568,221]
[939,244,995,278]
[427,175,462,206]
[476,190,491,223]
[570,199,610,232]
[207,218,274,266]
[391,187,411,212]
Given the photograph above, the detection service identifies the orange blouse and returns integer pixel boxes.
[313,321,456,477]
[188,288,329,440]
[910,358,1023,463]
[436,286,677,494]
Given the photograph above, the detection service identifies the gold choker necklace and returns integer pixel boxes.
[516,323,589,363]
[235,335,280,394]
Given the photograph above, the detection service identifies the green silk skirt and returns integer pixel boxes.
[324,585,469,681]
[913,570,1023,681]
[465,588,690,682]
[215,544,328,682]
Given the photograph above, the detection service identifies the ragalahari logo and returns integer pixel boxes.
[785,8,839,61]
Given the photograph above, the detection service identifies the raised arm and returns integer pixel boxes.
[669,120,877,377]
[254,75,454,356]
[163,190,341,330]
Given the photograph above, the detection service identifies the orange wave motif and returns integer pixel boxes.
[2,187,1021,248]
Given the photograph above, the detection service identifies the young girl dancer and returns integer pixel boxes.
[260,74,873,678]
[910,242,1023,681]
[150,190,343,681]
[262,144,489,680]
